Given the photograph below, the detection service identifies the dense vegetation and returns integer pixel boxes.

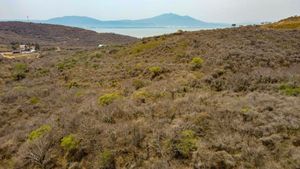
[0,25,300,169]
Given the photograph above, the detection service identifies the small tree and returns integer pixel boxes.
[11,42,19,50]
[35,43,40,51]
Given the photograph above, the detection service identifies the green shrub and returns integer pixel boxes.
[102,116,116,124]
[133,90,151,102]
[131,39,163,54]
[68,81,79,89]
[28,125,51,141]
[149,66,162,78]
[98,93,121,106]
[13,63,28,80]
[94,53,102,59]
[61,134,79,151]
[279,84,300,96]
[99,150,115,169]
[29,97,40,104]
[56,59,77,71]
[132,79,146,90]
[191,57,204,70]
[172,130,198,159]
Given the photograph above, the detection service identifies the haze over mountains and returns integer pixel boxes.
[40,13,228,28]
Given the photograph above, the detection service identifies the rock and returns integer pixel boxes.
[68,162,80,169]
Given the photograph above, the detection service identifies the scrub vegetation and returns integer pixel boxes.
[0,18,300,169]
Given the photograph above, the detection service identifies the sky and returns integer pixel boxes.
[0,0,300,23]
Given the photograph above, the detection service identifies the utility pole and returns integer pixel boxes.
[27,16,29,22]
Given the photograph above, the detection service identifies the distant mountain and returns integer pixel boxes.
[135,13,211,27]
[42,13,228,28]
[46,16,101,27]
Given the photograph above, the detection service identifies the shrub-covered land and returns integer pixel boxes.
[0,25,300,169]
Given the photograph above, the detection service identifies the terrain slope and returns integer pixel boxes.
[0,24,300,168]
[0,22,137,48]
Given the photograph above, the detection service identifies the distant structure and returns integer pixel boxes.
[98,44,105,48]
[11,43,38,54]
[261,22,272,25]
[232,24,237,27]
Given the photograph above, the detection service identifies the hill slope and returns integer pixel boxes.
[0,25,300,168]
[0,22,137,47]
[263,16,300,29]
[44,13,227,28]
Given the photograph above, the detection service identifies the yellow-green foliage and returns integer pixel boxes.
[28,125,51,141]
[99,150,115,169]
[263,16,300,29]
[68,81,79,89]
[172,130,198,159]
[13,63,28,80]
[279,84,300,96]
[133,90,165,102]
[132,79,146,90]
[29,97,40,104]
[191,57,204,69]
[98,93,121,106]
[0,45,10,52]
[149,66,162,77]
[133,90,152,100]
[60,134,78,151]
[130,39,164,54]
[56,59,77,71]
[241,106,250,113]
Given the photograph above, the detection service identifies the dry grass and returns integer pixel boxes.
[262,16,300,29]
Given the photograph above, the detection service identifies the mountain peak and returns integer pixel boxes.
[158,13,180,17]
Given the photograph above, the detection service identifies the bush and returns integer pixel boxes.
[13,63,28,80]
[56,59,77,71]
[99,150,115,169]
[279,84,300,96]
[94,53,102,59]
[132,79,146,90]
[29,97,40,104]
[191,57,204,70]
[98,93,121,106]
[132,90,153,103]
[149,66,162,78]
[28,125,52,141]
[60,134,79,151]
[171,130,198,159]
[68,81,79,89]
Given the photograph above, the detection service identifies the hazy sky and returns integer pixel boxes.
[0,0,300,23]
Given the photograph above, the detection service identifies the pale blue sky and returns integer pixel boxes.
[1,0,300,23]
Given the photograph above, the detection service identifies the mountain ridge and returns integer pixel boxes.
[43,13,228,28]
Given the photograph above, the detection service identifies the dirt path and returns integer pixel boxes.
[0,52,40,59]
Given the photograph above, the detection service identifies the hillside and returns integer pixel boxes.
[0,22,137,48]
[263,16,300,29]
[44,13,227,28]
[46,16,102,27]
[0,25,300,169]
